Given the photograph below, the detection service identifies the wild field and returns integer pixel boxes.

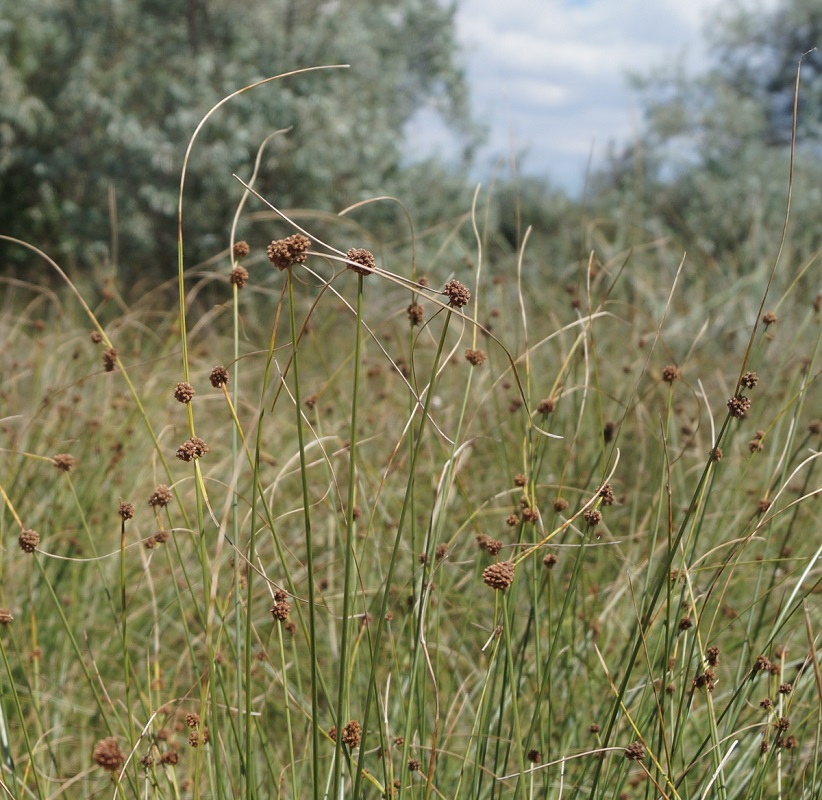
[1,92,821,800]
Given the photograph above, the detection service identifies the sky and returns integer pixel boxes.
[406,0,771,195]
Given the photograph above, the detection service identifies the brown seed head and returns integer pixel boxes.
[464,348,487,366]
[90,330,104,344]
[185,713,200,729]
[230,264,249,288]
[762,311,777,326]
[160,750,178,765]
[209,366,229,388]
[527,749,542,764]
[407,303,424,326]
[19,529,39,553]
[678,616,693,632]
[271,601,291,621]
[408,758,421,772]
[233,240,250,259]
[706,645,720,666]
[435,543,448,561]
[176,437,209,462]
[174,382,195,404]
[267,234,311,270]
[148,485,173,508]
[662,364,681,383]
[589,723,601,734]
[102,347,118,372]
[727,394,751,419]
[583,508,602,527]
[443,279,470,308]
[514,473,527,487]
[118,501,135,520]
[553,497,569,513]
[53,453,76,472]
[346,247,375,276]
[603,420,616,442]
[753,655,771,674]
[538,397,556,415]
[809,419,822,436]
[0,609,13,625]
[93,737,125,772]
[543,553,558,570]
[741,371,759,389]
[599,483,615,505]
[624,741,645,761]
[779,682,792,695]
[341,720,362,748]
[482,560,515,590]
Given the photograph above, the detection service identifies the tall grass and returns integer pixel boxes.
[0,71,821,800]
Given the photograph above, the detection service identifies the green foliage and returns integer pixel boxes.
[590,0,822,279]
[0,0,478,278]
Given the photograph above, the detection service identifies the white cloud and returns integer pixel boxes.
[448,0,732,191]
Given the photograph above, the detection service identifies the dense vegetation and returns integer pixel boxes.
[0,1,821,798]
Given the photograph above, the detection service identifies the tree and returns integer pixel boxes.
[0,0,479,281]
[590,0,822,273]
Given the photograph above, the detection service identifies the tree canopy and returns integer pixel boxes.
[0,0,478,279]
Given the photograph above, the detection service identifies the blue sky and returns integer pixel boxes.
[407,0,774,194]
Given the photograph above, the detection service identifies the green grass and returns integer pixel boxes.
[0,83,821,800]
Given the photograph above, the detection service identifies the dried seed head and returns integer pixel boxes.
[542,553,558,570]
[266,234,310,270]
[589,723,601,733]
[527,749,542,764]
[710,446,723,462]
[435,543,448,561]
[346,247,375,276]
[160,750,178,765]
[271,600,290,621]
[727,394,751,419]
[760,697,773,710]
[90,330,104,344]
[174,382,195,404]
[341,720,362,748]
[741,371,759,389]
[521,506,539,524]
[407,303,424,326]
[482,561,515,590]
[464,348,487,366]
[583,508,602,527]
[176,436,209,462]
[777,735,798,749]
[662,364,681,383]
[624,742,645,761]
[443,279,470,308]
[538,397,556,415]
[599,483,615,505]
[678,616,693,632]
[506,513,520,527]
[52,453,76,472]
[230,265,249,288]
[754,655,771,674]
[476,534,504,556]
[408,758,421,772]
[102,347,118,372]
[553,497,569,513]
[18,529,39,553]
[209,366,229,388]
[603,420,616,442]
[0,609,13,625]
[779,682,792,695]
[233,240,250,259]
[706,645,720,667]
[185,713,200,728]
[93,737,126,772]
[514,473,527,487]
[118,501,135,521]
[148,485,173,508]
[776,716,790,731]
[762,311,777,326]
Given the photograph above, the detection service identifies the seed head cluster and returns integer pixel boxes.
[407,303,424,326]
[727,394,751,419]
[341,720,362,748]
[209,365,229,388]
[464,348,487,366]
[624,741,645,761]
[176,437,209,462]
[19,529,40,553]
[232,240,250,259]
[476,534,503,556]
[662,364,681,383]
[346,247,375,275]
[148,485,172,508]
[230,265,249,288]
[482,560,515,590]
[174,382,195,404]
[118,501,135,521]
[102,347,118,372]
[266,234,311,271]
[93,737,125,772]
[52,453,76,472]
[443,279,470,308]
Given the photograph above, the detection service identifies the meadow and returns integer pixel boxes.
[0,79,821,800]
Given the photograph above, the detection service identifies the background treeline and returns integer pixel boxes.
[1,0,821,287]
